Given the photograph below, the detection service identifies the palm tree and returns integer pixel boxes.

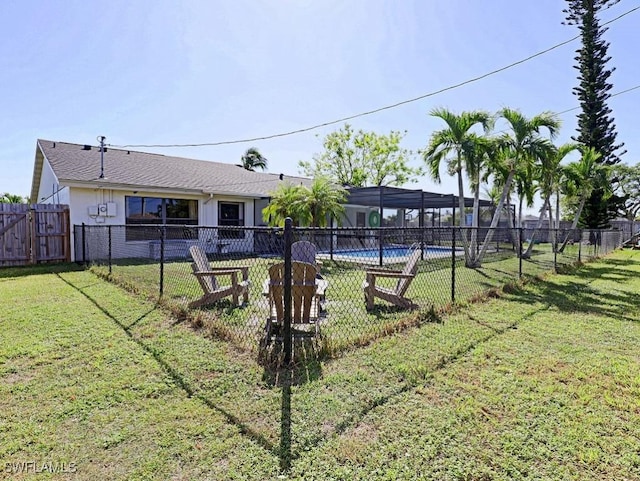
[300,177,347,228]
[239,147,268,171]
[487,144,520,250]
[262,183,306,226]
[514,161,537,229]
[482,184,505,225]
[423,108,493,267]
[522,142,578,258]
[263,178,347,228]
[0,193,25,203]
[465,135,498,260]
[475,108,560,264]
[558,147,605,252]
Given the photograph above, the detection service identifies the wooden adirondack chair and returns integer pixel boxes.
[188,245,250,308]
[264,261,326,341]
[363,249,421,310]
[291,240,325,299]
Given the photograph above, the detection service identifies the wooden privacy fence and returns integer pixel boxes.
[0,204,71,267]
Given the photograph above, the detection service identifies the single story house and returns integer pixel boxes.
[30,139,380,260]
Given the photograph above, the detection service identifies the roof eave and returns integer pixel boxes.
[30,141,47,202]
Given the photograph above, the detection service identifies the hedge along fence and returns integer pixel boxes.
[74,223,623,359]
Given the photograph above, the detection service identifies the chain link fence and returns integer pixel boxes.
[74,223,623,359]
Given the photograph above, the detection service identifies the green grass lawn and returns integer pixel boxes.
[89,242,586,355]
[1,249,638,480]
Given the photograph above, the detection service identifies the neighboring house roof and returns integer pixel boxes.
[32,139,312,201]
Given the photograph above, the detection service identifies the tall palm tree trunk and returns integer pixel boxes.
[558,196,586,253]
[554,188,561,252]
[522,196,550,258]
[456,168,473,266]
[547,198,555,252]
[506,194,517,251]
[476,170,515,265]
[517,195,525,253]
[470,182,480,262]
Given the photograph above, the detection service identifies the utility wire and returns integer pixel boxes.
[111,5,640,150]
[105,83,640,192]
[556,83,640,115]
[490,83,640,135]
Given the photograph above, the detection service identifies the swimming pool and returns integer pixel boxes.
[318,245,461,264]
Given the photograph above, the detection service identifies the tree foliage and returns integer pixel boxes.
[239,147,268,171]
[558,147,607,251]
[611,163,640,220]
[299,124,421,187]
[423,108,493,266]
[564,0,625,227]
[0,193,26,203]
[299,177,347,228]
[262,183,305,226]
[475,108,559,264]
[262,178,346,228]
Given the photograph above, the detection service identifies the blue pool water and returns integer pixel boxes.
[326,246,454,260]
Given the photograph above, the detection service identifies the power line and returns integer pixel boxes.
[102,83,640,193]
[556,83,640,116]
[110,5,640,150]
[489,83,640,137]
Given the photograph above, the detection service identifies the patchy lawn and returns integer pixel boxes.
[89,242,584,354]
[1,250,639,480]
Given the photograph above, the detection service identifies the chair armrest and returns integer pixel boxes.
[194,268,246,277]
[365,268,403,275]
[203,265,249,273]
[204,265,249,270]
[366,271,415,279]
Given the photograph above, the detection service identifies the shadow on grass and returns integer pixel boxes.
[501,258,640,323]
[0,262,84,279]
[52,250,638,475]
[55,272,279,460]
[257,337,324,473]
[259,339,323,388]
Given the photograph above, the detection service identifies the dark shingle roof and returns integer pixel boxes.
[36,139,311,197]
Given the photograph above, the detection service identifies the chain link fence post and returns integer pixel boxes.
[451,226,456,304]
[553,228,558,272]
[578,228,582,263]
[378,227,383,267]
[283,218,293,364]
[108,225,112,275]
[329,222,334,262]
[518,227,523,279]
[81,223,87,266]
[159,226,166,298]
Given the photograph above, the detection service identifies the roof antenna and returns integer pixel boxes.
[98,135,106,178]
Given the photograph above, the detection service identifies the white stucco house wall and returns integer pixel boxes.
[30,139,320,260]
[30,139,380,261]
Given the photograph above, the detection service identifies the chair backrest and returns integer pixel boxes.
[189,245,218,292]
[269,261,317,323]
[291,241,318,266]
[395,249,421,296]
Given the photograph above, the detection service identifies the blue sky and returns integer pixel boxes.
[1,0,638,213]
